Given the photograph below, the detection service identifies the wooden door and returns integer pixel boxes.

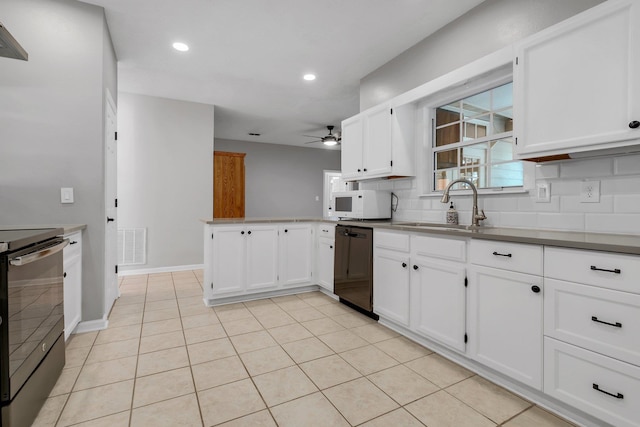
[214,151,246,218]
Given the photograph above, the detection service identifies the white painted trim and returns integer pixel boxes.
[74,316,109,334]
[118,264,204,276]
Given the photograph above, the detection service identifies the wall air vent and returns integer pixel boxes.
[117,228,147,266]
[0,22,28,61]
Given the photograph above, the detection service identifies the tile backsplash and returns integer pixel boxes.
[360,153,640,235]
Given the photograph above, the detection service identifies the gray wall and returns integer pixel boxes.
[0,0,117,323]
[117,93,214,271]
[214,139,341,218]
[360,0,604,110]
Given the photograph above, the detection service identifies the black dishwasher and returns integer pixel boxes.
[334,225,377,318]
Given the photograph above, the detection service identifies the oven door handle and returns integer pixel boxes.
[9,239,69,266]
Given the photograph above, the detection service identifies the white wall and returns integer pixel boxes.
[117,93,214,272]
[0,0,117,322]
[214,138,341,218]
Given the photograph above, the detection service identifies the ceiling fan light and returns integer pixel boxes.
[303,73,316,81]
[323,139,338,146]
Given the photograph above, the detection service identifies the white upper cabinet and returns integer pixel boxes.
[341,103,415,180]
[514,0,640,158]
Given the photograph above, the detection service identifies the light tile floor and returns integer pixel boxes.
[33,270,577,427]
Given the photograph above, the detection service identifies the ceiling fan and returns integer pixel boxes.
[304,125,341,146]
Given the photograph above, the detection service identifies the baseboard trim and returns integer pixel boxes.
[118,264,204,276]
[74,316,109,334]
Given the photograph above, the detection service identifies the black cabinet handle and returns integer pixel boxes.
[70,241,78,245]
[629,120,640,129]
[329,245,333,249]
[402,262,407,268]
[591,316,622,328]
[531,285,540,293]
[247,230,252,235]
[357,169,361,172]
[284,229,288,233]
[590,265,621,274]
[413,265,418,270]
[593,383,623,399]
[492,251,512,258]
[363,168,367,172]
[107,217,114,223]
[63,272,67,278]
[241,231,245,235]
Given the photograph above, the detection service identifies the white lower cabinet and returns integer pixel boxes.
[468,265,543,390]
[410,235,467,352]
[207,222,316,301]
[211,224,278,296]
[545,337,640,427]
[374,230,466,350]
[316,224,336,292]
[279,224,313,287]
[374,247,411,326]
[411,257,466,352]
[543,246,640,427]
[63,231,82,340]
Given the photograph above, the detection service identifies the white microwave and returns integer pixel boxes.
[333,190,391,219]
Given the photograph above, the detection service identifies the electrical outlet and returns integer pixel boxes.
[580,180,600,203]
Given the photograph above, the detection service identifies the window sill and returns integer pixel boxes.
[419,187,530,198]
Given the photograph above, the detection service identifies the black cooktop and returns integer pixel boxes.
[0,228,63,253]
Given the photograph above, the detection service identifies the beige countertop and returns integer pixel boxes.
[204,218,640,255]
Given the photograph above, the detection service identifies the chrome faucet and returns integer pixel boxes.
[440,178,487,227]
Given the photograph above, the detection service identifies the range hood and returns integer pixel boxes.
[0,21,28,61]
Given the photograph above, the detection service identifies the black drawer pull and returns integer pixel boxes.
[590,265,621,274]
[531,285,540,293]
[492,251,512,258]
[413,265,418,270]
[591,316,622,328]
[70,240,78,245]
[402,262,407,268]
[593,383,624,399]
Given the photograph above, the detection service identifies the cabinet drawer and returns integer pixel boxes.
[470,239,542,275]
[544,338,640,427]
[412,234,466,263]
[63,232,82,260]
[318,224,336,239]
[374,230,410,252]
[545,247,640,294]
[545,279,640,366]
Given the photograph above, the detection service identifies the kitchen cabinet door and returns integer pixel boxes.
[468,265,543,390]
[341,115,364,179]
[374,248,410,327]
[279,224,313,287]
[364,105,393,177]
[317,237,334,292]
[212,226,245,295]
[410,258,466,352]
[245,225,279,291]
[514,0,640,157]
[63,232,82,340]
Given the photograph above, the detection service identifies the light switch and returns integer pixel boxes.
[61,187,74,204]
[535,183,550,203]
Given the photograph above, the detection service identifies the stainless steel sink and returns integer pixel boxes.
[392,222,481,231]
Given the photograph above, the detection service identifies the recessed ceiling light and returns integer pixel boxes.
[172,42,189,52]
[303,74,316,81]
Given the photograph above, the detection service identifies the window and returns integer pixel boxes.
[432,82,523,191]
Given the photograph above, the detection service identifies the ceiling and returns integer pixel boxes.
[80,0,485,149]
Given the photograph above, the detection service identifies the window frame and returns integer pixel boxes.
[417,67,529,197]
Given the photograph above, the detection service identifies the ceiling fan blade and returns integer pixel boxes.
[303,134,323,139]
[304,140,322,144]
